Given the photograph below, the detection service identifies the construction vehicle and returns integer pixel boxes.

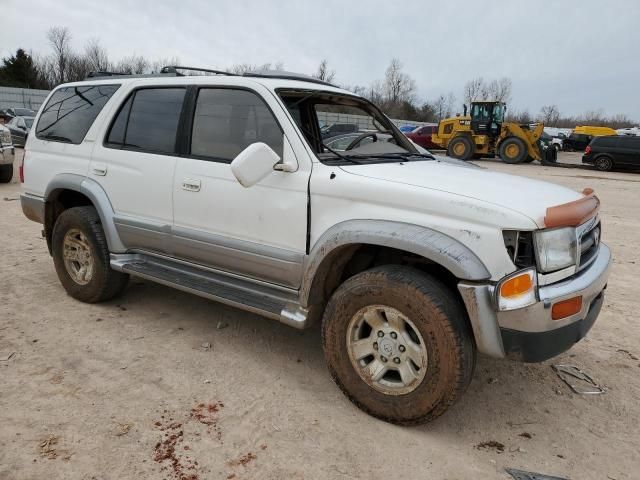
[431,101,552,164]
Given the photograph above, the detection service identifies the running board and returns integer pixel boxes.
[110,253,309,329]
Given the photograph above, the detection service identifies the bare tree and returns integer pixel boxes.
[114,55,149,74]
[539,105,561,126]
[464,77,487,105]
[227,62,283,75]
[487,77,512,103]
[383,59,415,105]
[313,59,335,83]
[433,95,448,121]
[84,38,110,72]
[47,26,72,84]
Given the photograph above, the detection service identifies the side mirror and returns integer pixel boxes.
[231,142,281,188]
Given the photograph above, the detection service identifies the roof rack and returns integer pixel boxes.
[160,66,236,76]
[84,66,337,87]
[242,69,335,87]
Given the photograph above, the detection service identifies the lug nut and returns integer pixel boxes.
[390,332,397,339]
[377,331,384,338]
[399,345,405,352]
[380,356,388,363]
[393,357,400,364]
[373,342,378,350]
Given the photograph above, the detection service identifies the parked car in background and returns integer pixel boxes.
[541,132,563,152]
[582,135,640,171]
[564,126,617,151]
[616,126,640,136]
[320,123,358,139]
[323,131,392,151]
[5,116,34,146]
[404,124,439,150]
[0,125,15,183]
[398,125,417,133]
[0,107,36,123]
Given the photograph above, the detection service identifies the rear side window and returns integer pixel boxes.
[36,84,120,144]
[190,88,283,162]
[594,136,618,148]
[106,88,186,154]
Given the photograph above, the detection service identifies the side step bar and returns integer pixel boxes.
[110,253,309,328]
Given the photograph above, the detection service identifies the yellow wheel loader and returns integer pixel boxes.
[431,101,552,164]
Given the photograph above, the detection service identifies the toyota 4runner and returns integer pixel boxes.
[20,68,611,425]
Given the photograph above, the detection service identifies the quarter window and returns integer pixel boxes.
[190,89,283,162]
[106,88,186,154]
[36,84,120,144]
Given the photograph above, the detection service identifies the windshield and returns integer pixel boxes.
[14,108,33,116]
[277,89,427,165]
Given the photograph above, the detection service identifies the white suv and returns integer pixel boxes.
[20,68,611,425]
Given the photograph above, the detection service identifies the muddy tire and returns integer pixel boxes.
[447,136,474,161]
[499,137,528,164]
[322,265,475,425]
[0,164,13,183]
[52,206,129,303]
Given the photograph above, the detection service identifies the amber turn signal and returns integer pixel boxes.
[552,296,583,320]
[500,272,534,298]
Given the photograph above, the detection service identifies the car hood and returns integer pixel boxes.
[338,157,583,228]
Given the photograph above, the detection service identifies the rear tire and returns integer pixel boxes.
[0,164,13,183]
[499,137,528,164]
[594,155,613,172]
[447,136,474,161]
[322,265,475,425]
[52,206,129,303]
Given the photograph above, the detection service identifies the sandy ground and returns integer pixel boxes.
[1,150,639,480]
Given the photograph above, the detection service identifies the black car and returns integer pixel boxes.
[582,135,640,172]
[0,107,35,122]
[5,116,34,147]
[320,123,359,139]
[563,132,592,151]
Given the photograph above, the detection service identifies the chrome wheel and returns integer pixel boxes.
[62,229,94,285]
[347,305,428,395]
[595,156,612,171]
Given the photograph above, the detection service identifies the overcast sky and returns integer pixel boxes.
[3,0,639,120]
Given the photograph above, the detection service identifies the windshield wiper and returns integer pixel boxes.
[40,133,73,143]
[345,152,436,162]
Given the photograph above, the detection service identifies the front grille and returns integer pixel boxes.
[578,221,600,270]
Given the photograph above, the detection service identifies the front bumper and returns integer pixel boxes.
[458,243,611,362]
[0,145,15,165]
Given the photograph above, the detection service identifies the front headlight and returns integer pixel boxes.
[1,129,11,144]
[534,227,577,272]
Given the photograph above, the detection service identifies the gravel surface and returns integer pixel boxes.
[1,150,638,479]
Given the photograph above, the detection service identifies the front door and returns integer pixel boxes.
[172,86,311,288]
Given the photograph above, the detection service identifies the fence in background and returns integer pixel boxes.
[0,86,429,129]
[0,87,50,112]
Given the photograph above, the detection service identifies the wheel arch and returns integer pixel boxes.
[301,220,491,311]
[44,174,125,254]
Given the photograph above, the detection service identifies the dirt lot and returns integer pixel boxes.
[1,150,639,480]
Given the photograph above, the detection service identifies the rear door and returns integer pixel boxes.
[89,86,187,254]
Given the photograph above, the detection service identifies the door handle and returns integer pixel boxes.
[181,178,201,192]
[92,163,107,176]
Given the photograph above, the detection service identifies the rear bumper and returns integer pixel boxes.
[0,145,14,165]
[582,155,594,165]
[21,193,45,224]
[458,243,611,362]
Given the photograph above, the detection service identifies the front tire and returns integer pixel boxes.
[322,266,475,425]
[499,137,528,164]
[0,164,13,183]
[52,206,129,303]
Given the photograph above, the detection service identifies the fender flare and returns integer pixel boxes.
[300,219,491,307]
[45,174,126,252]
